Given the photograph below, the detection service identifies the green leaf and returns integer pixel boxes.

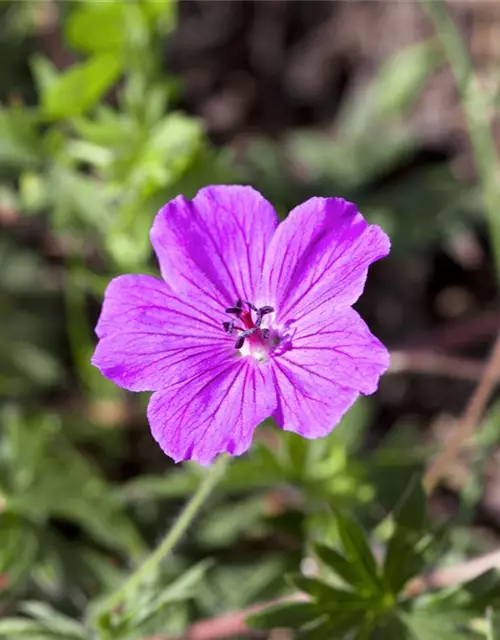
[19,172,47,214]
[329,397,372,454]
[72,105,128,147]
[126,560,213,628]
[0,635,65,640]
[334,510,382,594]
[119,470,201,502]
[65,1,125,55]
[42,55,121,120]
[284,431,309,477]
[461,569,500,612]
[140,0,177,30]
[134,112,203,194]
[0,513,39,590]
[384,478,428,594]
[487,609,500,640]
[246,601,321,630]
[372,613,412,640]
[0,108,41,169]
[384,536,425,597]
[393,477,427,533]
[119,441,285,504]
[291,575,371,610]
[0,609,88,640]
[354,618,379,640]
[0,619,44,635]
[30,56,58,95]
[314,542,365,590]
[401,610,472,640]
[427,569,500,614]
[47,165,109,230]
[298,612,362,639]
[295,618,336,640]
[151,560,212,604]
[3,412,144,561]
[374,40,443,117]
[20,603,87,639]
[221,443,285,490]
[196,496,263,547]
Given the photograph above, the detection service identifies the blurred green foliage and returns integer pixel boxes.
[249,482,497,639]
[0,1,498,639]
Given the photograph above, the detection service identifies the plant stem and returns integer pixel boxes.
[96,455,229,618]
[423,330,500,494]
[423,0,500,279]
[64,257,95,395]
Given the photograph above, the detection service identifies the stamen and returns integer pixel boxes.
[225,299,243,315]
[234,328,258,349]
[244,301,258,312]
[255,305,274,328]
[222,321,234,335]
[259,306,274,316]
[222,299,275,353]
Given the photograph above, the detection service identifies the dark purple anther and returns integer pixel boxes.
[225,299,243,315]
[234,335,245,349]
[234,327,258,349]
[255,305,274,328]
[259,306,274,316]
[222,321,234,335]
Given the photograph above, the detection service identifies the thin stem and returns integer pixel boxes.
[487,608,495,640]
[423,331,500,494]
[64,257,95,395]
[96,455,230,618]
[404,548,500,598]
[389,349,498,383]
[423,0,500,278]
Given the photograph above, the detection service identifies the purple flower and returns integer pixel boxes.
[92,186,390,464]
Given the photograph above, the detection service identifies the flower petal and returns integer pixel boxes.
[273,363,359,439]
[286,307,389,395]
[271,360,359,439]
[150,185,279,310]
[92,274,231,392]
[270,307,389,438]
[261,197,390,322]
[147,359,277,464]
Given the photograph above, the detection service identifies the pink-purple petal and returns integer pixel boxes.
[91,274,231,392]
[260,197,390,323]
[147,359,277,464]
[273,307,389,438]
[150,185,279,309]
[270,306,389,438]
[271,358,360,439]
[287,306,390,395]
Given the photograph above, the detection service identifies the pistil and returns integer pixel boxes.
[222,299,274,352]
